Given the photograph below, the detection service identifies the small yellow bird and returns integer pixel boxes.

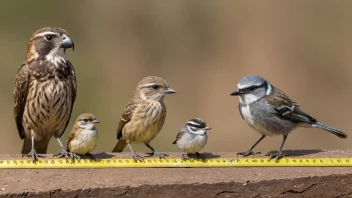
[67,113,99,161]
[112,76,176,161]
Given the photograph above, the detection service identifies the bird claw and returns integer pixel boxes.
[70,153,81,163]
[181,154,189,161]
[267,151,287,161]
[153,151,168,159]
[53,149,71,162]
[196,152,206,160]
[23,149,45,162]
[237,151,261,157]
[132,152,144,162]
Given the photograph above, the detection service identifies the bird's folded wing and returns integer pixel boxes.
[67,124,81,150]
[265,87,317,123]
[116,101,138,139]
[172,130,185,144]
[14,63,30,139]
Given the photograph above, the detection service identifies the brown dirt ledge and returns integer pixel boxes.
[1,150,352,198]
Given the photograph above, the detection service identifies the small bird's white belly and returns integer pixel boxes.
[69,129,98,155]
[178,135,207,154]
[241,105,274,136]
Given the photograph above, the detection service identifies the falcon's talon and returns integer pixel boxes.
[53,149,70,159]
[24,148,45,162]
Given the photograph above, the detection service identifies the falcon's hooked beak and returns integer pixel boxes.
[60,34,75,51]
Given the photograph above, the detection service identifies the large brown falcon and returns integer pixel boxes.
[14,27,77,162]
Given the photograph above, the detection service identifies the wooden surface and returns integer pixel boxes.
[1,150,352,197]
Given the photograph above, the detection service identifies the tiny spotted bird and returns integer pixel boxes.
[112,76,176,161]
[67,113,99,161]
[172,118,212,160]
[14,27,76,162]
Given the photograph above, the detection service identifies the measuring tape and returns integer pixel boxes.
[0,157,351,168]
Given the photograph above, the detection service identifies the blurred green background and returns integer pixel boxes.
[1,0,352,154]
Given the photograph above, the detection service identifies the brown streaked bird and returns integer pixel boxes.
[112,76,176,161]
[14,27,76,162]
[67,113,99,162]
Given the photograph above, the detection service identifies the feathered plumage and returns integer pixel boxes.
[14,27,76,162]
[112,76,176,161]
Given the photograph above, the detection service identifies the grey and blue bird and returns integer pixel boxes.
[231,75,347,160]
[172,118,212,160]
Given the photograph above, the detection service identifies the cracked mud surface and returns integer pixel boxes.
[1,150,352,197]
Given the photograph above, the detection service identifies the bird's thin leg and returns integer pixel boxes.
[268,135,288,161]
[237,135,266,157]
[145,143,168,159]
[127,141,144,162]
[53,138,70,159]
[23,132,46,162]
[179,149,189,161]
[196,152,206,160]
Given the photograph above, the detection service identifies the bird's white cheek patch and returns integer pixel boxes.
[266,82,272,95]
[241,93,261,105]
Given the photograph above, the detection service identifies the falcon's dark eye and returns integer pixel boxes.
[151,85,159,89]
[44,35,53,42]
[83,119,89,122]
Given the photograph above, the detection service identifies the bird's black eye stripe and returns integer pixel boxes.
[239,84,264,93]
[151,84,159,89]
[187,123,201,128]
[83,119,88,122]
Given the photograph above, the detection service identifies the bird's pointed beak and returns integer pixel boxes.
[61,34,74,51]
[204,127,212,130]
[164,88,176,94]
[230,90,241,96]
[92,119,100,123]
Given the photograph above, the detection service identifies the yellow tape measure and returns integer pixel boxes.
[0,157,352,168]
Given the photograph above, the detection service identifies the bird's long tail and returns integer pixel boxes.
[21,137,50,154]
[312,122,348,139]
[112,140,127,152]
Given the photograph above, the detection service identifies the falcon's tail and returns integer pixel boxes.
[312,122,348,139]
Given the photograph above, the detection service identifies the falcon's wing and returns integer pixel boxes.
[59,60,77,138]
[14,63,30,139]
